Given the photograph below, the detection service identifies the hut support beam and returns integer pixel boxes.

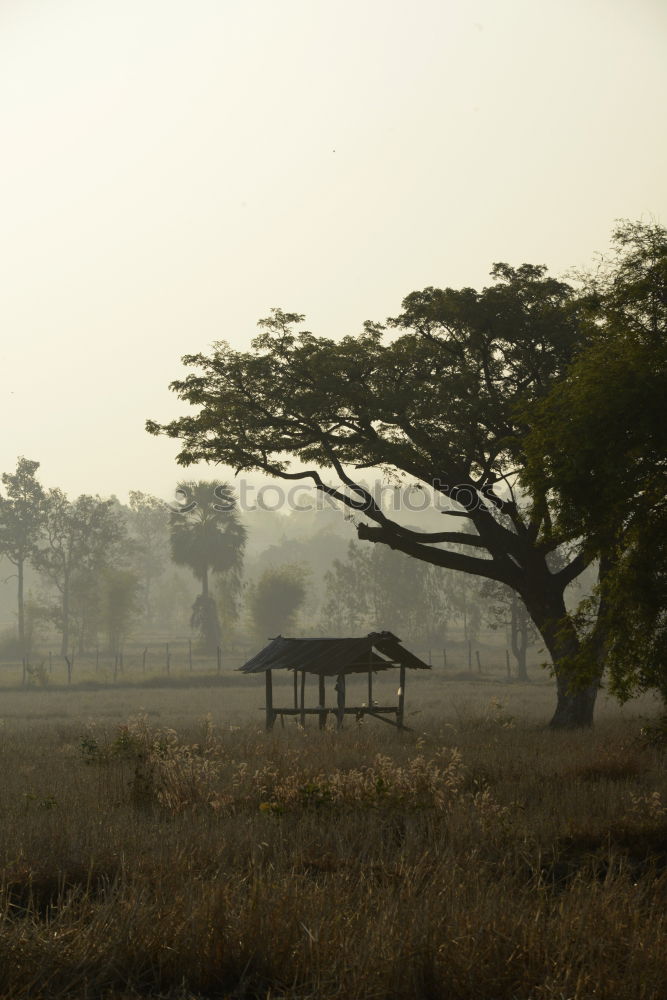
[265,669,274,731]
[319,674,326,730]
[336,673,346,730]
[300,669,306,727]
[397,665,406,730]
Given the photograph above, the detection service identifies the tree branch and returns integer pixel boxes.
[554,548,595,588]
[357,523,518,585]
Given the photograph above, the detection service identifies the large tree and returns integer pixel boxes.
[148,250,636,727]
[524,221,667,704]
[127,491,170,623]
[249,563,308,640]
[34,491,127,656]
[0,458,46,657]
[169,480,246,652]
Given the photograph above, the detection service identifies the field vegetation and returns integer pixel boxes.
[0,679,665,999]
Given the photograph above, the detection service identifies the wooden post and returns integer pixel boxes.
[265,669,274,730]
[367,670,373,709]
[476,650,481,674]
[95,646,99,672]
[428,649,432,666]
[119,650,123,673]
[300,669,306,727]
[336,673,346,730]
[48,650,52,674]
[506,649,511,679]
[443,647,447,669]
[65,655,72,684]
[397,665,406,730]
[468,640,472,670]
[142,647,147,673]
[113,654,118,683]
[189,639,193,672]
[293,669,298,708]
[165,643,170,675]
[216,645,222,674]
[21,658,26,687]
[319,674,326,730]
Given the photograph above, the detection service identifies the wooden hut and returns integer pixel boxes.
[238,630,430,730]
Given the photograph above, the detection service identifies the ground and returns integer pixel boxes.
[0,673,665,999]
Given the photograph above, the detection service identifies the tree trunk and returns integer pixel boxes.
[517,616,528,682]
[524,586,602,729]
[17,557,25,656]
[511,593,529,681]
[550,673,600,728]
[60,578,70,657]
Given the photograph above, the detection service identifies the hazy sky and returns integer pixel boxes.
[1,0,665,505]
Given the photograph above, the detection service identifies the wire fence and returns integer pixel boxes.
[1,636,542,689]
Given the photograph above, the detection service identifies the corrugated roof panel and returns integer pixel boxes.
[238,633,430,675]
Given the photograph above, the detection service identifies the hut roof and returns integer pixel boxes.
[238,631,431,677]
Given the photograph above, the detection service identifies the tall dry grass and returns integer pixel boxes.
[1,702,666,999]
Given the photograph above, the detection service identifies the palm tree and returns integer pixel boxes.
[170,480,246,651]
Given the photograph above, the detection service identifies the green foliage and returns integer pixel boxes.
[322,540,452,643]
[0,457,46,652]
[34,490,128,655]
[523,221,667,702]
[100,567,141,654]
[170,480,245,585]
[248,563,309,638]
[169,480,246,651]
[190,593,221,652]
[0,458,46,566]
[126,491,170,621]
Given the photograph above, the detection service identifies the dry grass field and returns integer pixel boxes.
[0,673,665,999]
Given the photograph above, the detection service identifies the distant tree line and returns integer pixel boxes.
[0,471,247,660]
[0,463,530,669]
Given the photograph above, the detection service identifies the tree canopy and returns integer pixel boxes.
[0,457,46,655]
[170,480,246,651]
[523,221,667,702]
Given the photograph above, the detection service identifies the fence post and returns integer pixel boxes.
[165,643,170,676]
[189,639,193,672]
[216,645,222,675]
[476,650,482,674]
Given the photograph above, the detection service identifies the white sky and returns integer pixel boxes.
[1,0,665,505]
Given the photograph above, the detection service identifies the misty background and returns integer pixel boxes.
[0,0,664,673]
